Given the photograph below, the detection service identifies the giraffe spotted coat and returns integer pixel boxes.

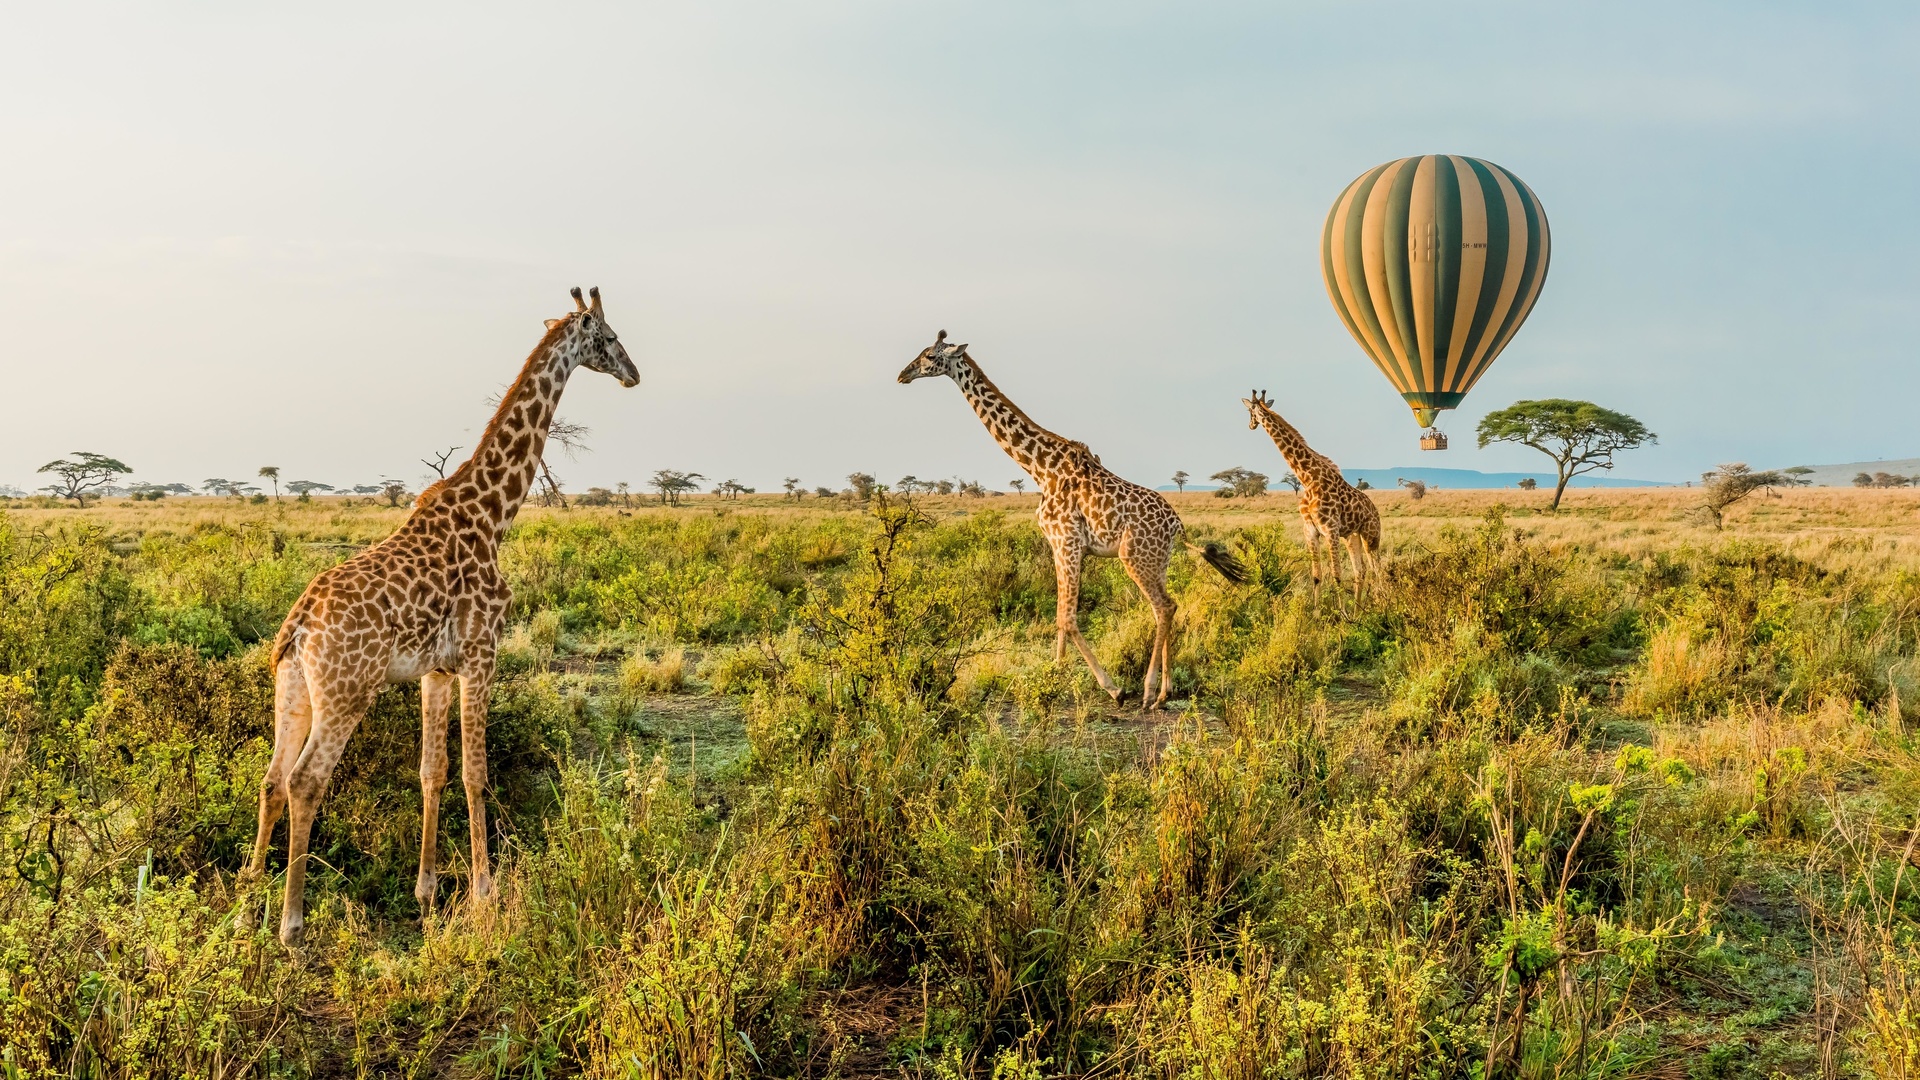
[244,288,639,945]
[900,331,1243,709]
[1243,390,1379,595]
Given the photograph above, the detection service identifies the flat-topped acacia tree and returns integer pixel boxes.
[1476,399,1656,511]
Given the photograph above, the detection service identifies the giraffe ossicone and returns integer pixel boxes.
[899,330,1244,710]
[1243,388,1380,597]
[241,288,639,946]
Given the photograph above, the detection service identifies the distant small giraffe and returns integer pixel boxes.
[242,288,639,945]
[900,331,1245,709]
[1243,390,1379,596]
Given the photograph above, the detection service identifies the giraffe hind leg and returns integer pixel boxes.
[416,671,454,909]
[279,681,372,946]
[1121,557,1177,711]
[246,655,313,883]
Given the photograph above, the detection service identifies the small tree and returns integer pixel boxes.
[1696,463,1792,530]
[380,480,411,508]
[578,487,615,506]
[258,465,282,501]
[814,486,835,499]
[287,480,333,502]
[1784,467,1815,485]
[1009,478,1026,494]
[935,479,955,495]
[38,452,132,506]
[1397,478,1427,500]
[1517,477,1538,491]
[1355,479,1371,491]
[1476,399,1656,510]
[1854,472,1875,488]
[1171,470,1190,493]
[847,473,877,500]
[715,479,753,500]
[783,477,802,500]
[1875,472,1911,489]
[420,447,461,480]
[1276,472,1302,494]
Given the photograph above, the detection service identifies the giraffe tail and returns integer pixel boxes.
[1186,540,1249,586]
[270,596,312,669]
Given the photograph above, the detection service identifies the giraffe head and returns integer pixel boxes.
[896,329,969,384]
[1242,389,1275,430]
[545,287,639,387]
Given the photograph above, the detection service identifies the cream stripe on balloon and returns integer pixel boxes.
[1443,155,1489,393]
[1361,158,1417,386]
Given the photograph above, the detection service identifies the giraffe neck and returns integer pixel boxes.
[440,323,587,539]
[1253,405,1331,492]
[950,357,1066,479]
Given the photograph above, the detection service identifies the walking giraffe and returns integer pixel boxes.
[1243,390,1379,596]
[899,331,1245,709]
[243,288,639,945]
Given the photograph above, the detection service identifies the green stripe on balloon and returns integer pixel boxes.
[1432,156,1463,379]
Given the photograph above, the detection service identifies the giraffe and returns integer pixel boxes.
[899,331,1245,709]
[1242,390,1380,596]
[242,287,638,945]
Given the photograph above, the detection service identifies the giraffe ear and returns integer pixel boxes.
[544,319,562,330]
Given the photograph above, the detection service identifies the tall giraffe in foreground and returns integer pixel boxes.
[243,288,639,945]
[1243,390,1379,596]
[899,331,1245,709]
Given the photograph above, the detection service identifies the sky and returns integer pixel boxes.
[2,2,1916,495]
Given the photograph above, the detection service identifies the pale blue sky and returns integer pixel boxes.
[2,2,1915,493]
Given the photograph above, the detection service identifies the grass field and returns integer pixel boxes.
[3,487,1919,1077]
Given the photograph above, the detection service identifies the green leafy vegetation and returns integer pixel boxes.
[0,493,1916,1077]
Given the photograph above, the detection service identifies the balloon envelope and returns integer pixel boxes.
[1320,156,1550,428]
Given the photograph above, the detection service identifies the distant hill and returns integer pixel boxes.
[1767,458,1920,487]
[1162,467,1666,492]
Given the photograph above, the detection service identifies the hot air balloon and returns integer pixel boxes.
[1320,156,1550,450]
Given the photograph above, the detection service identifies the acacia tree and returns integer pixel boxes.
[1008,478,1026,494]
[1171,470,1189,493]
[287,480,333,501]
[1209,467,1269,499]
[1277,471,1302,493]
[651,470,704,506]
[1476,399,1655,511]
[783,477,802,500]
[258,466,282,501]
[38,452,132,506]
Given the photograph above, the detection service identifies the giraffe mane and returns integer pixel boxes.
[446,314,580,486]
[961,356,1075,450]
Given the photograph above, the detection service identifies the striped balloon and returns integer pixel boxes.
[1321,155,1550,429]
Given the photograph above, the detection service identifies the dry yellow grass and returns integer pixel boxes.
[14,485,1920,570]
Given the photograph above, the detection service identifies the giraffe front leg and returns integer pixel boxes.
[458,660,497,904]
[416,671,454,909]
[1052,541,1121,703]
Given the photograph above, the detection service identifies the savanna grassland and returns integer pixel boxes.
[3,486,1920,1078]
